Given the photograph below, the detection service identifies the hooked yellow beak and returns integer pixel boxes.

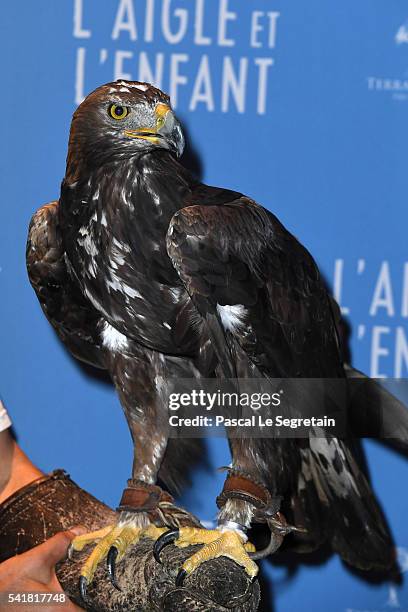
[124,104,171,142]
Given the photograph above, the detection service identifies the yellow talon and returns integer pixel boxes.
[174,527,221,547]
[70,525,114,553]
[107,525,143,562]
[71,523,167,588]
[175,528,258,579]
[141,524,168,541]
[80,525,124,584]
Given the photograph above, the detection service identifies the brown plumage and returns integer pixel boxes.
[27,81,402,588]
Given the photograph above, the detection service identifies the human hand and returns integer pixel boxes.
[0,527,86,611]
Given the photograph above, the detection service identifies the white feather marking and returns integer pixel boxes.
[110,254,124,267]
[105,268,142,300]
[169,287,183,301]
[111,238,131,254]
[115,81,148,92]
[128,82,148,91]
[123,284,142,299]
[112,238,132,257]
[120,187,134,211]
[82,234,98,256]
[310,435,360,498]
[87,261,97,278]
[155,375,166,394]
[101,321,128,351]
[217,304,247,332]
[106,278,122,292]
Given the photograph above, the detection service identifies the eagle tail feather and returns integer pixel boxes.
[250,435,395,571]
[346,365,408,452]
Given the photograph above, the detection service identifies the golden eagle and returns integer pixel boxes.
[26,80,406,599]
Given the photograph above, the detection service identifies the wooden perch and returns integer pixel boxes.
[0,470,260,611]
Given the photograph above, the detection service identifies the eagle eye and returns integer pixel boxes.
[156,116,165,129]
[109,104,129,120]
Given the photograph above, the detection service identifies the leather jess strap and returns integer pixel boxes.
[117,479,203,529]
[216,470,281,522]
[118,480,173,513]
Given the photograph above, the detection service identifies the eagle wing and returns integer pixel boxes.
[166,192,394,571]
[26,201,105,369]
[167,195,342,379]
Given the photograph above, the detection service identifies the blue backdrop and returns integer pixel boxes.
[1,2,407,610]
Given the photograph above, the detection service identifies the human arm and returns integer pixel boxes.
[0,428,43,505]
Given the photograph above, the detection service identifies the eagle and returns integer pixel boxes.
[26,80,407,598]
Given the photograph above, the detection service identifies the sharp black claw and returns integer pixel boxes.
[79,576,88,601]
[175,568,188,587]
[249,530,283,561]
[107,546,122,591]
[153,528,180,563]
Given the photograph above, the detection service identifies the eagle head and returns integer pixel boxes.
[67,80,185,174]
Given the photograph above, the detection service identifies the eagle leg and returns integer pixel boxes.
[161,527,257,585]
[69,350,203,598]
